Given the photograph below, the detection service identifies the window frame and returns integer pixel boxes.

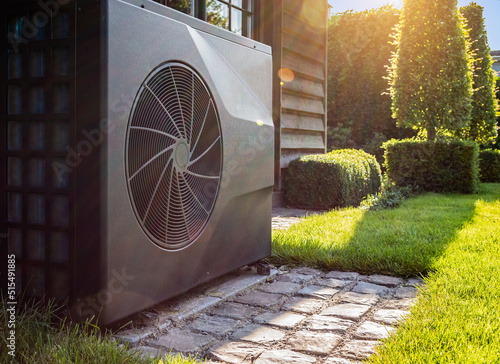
[157,0,257,39]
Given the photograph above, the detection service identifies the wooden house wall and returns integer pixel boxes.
[260,0,328,190]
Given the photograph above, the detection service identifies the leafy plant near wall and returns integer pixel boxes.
[388,0,473,140]
[457,3,498,145]
[327,6,413,156]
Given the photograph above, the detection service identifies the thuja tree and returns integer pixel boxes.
[389,0,473,140]
[327,6,402,148]
[458,3,498,145]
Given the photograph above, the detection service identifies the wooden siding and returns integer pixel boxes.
[259,0,328,189]
[279,0,328,187]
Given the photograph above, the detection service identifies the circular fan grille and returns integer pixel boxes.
[126,63,222,251]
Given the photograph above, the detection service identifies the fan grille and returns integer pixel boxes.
[126,63,222,251]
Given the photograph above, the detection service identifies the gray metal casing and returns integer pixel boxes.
[90,0,273,324]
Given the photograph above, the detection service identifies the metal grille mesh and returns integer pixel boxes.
[126,63,222,250]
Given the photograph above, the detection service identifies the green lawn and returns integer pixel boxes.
[272,183,500,363]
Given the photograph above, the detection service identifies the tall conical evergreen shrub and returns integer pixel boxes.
[458,3,498,145]
[388,0,473,140]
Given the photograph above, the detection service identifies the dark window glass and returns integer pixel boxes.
[7,50,22,79]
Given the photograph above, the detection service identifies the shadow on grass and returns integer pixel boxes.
[270,184,500,278]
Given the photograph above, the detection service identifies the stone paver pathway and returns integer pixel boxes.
[118,268,424,363]
[115,209,425,363]
[271,207,323,230]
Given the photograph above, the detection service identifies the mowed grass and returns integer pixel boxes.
[369,186,500,363]
[272,183,500,363]
[271,185,498,276]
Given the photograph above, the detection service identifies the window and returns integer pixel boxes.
[207,0,253,37]
[165,0,191,14]
[154,0,255,39]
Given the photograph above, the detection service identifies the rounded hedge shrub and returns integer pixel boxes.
[284,149,382,209]
[479,149,500,182]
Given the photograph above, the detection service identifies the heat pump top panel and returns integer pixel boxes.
[125,0,270,54]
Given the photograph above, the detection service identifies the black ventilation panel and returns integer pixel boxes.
[2,4,75,301]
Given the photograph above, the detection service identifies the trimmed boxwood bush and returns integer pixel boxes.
[479,149,500,182]
[284,149,382,209]
[383,139,479,193]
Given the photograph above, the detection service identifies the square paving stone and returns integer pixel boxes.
[323,358,361,364]
[254,349,317,363]
[298,285,339,300]
[276,272,315,284]
[288,330,342,355]
[395,286,418,299]
[305,315,355,333]
[155,328,215,353]
[326,271,360,281]
[406,277,425,287]
[373,309,410,325]
[352,281,390,296]
[366,275,403,287]
[321,303,371,320]
[338,292,380,306]
[292,267,324,276]
[281,297,324,314]
[188,314,240,336]
[316,278,353,288]
[234,292,284,308]
[353,321,395,340]
[209,341,265,363]
[253,311,306,328]
[162,296,221,321]
[115,328,156,346]
[383,298,416,310]
[231,324,285,344]
[337,340,379,360]
[210,302,264,320]
[204,270,277,299]
[259,281,301,295]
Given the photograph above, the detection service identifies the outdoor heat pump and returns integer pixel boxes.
[1,0,273,324]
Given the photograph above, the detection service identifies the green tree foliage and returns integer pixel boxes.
[458,3,498,145]
[165,0,190,14]
[327,6,406,155]
[166,0,229,32]
[485,74,500,149]
[388,0,473,140]
[207,0,228,30]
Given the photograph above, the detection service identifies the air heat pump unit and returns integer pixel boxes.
[1,0,273,324]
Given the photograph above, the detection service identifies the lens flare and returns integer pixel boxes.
[278,68,294,83]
